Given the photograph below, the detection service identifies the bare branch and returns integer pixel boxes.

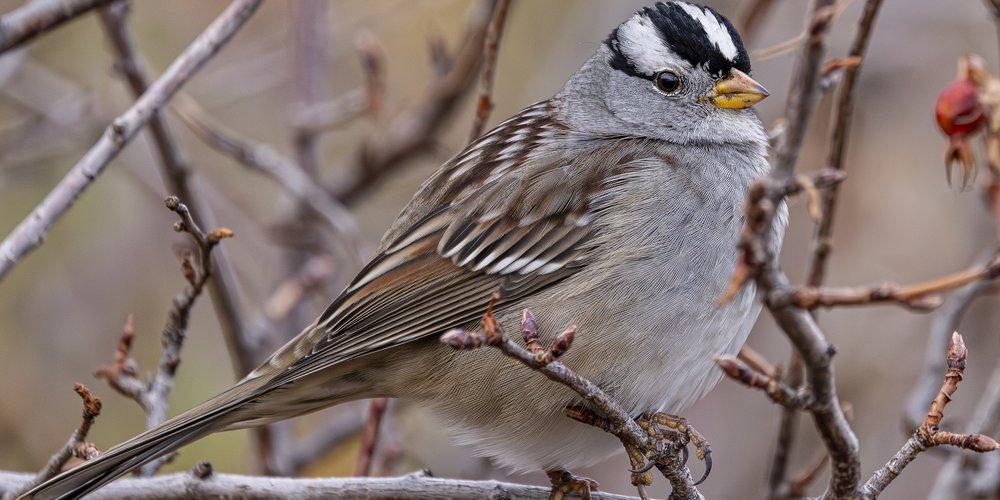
[468,0,512,142]
[95,197,233,476]
[720,169,847,303]
[261,254,338,322]
[292,88,367,133]
[6,384,102,499]
[770,1,837,180]
[289,0,328,179]
[774,256,999,311]
[329,0,496,204]
[97,0,253,378]
[0,0,263,283]
[172,94,369,262]
[0,470,637,500]
[738,0,777,46]
[354,30,387,123]
[862,333,1000,497]
[355,398,388,477]
[715,355,812,410]
[767,1,885,496]
[929,360,1000,498]
[805,0,885,288]
[787,452,830,498]
[906,257,995,430]
[0,0,116,54]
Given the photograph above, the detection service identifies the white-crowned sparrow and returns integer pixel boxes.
[24,2,783,498]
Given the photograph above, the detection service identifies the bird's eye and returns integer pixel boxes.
[654,70,682,94]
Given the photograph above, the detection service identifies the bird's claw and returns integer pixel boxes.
[635,412,713,486]
[546,469,599,500]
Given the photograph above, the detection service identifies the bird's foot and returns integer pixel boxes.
[546,468,600,500]
[633,412,712,485]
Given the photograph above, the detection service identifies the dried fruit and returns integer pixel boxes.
[936,55,988,189]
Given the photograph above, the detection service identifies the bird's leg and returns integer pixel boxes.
[635,412,712,485]
[546,468,600,500]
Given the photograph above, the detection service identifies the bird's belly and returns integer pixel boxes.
[395,248,760,472]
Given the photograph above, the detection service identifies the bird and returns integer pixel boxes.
[23,1,782,498]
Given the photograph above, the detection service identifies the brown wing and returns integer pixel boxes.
[251,102,652,385]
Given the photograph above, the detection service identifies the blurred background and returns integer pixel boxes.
[1,0,999,498]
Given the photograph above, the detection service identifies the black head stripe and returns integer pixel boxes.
[605,27,649,79]
[605,1,751,79]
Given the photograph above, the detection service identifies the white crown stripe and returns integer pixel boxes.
[616,15,677,75]
[675,2,738,62]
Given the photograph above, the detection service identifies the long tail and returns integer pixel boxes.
[20,384,256,500]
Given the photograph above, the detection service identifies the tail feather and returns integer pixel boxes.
[20,388,250,500]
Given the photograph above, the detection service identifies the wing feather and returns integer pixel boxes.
[248,103,658,391]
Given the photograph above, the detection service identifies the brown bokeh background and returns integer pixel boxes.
[1,1,998,498]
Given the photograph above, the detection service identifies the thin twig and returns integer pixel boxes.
[0,0,263,283]
[281,406,366,475]
[929,359,1000,498]
[775,256,999,311]
[355,398,388,477]
[787,452,830,497]
[292,89,368,133]
[261,254,338,322]
[329,0,496,204]
[6,384,102,500]
[861,333,1000,497]
[468,0,511,142]
[738,0,777,46]
[721,169,847,303]
[750,0,855,63]
[289,0,327,179]
[95,197,233,476]
[97,0,254,379]
[172,93,369,262]
[804,0,885,288]
[0,0,117,54]
[715,355,812,410]
[737,345,779,378]
[354,30,386,122]
[770,0,838,180]
[766,352,802,500]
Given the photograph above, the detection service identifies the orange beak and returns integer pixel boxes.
[704,68,769,109]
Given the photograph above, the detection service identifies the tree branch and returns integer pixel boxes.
[468,0,512,142]
[774,254,999,311]
[862,333,1000,497]
[0,0,117,54]
[97,0,254,379]
[0,0,263,283]
[804,0,885,288]
[329,0,495,204]
[0,470,636,500]
[4,384,101,500]
[171,93,369,263]
[94,197,233,476]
